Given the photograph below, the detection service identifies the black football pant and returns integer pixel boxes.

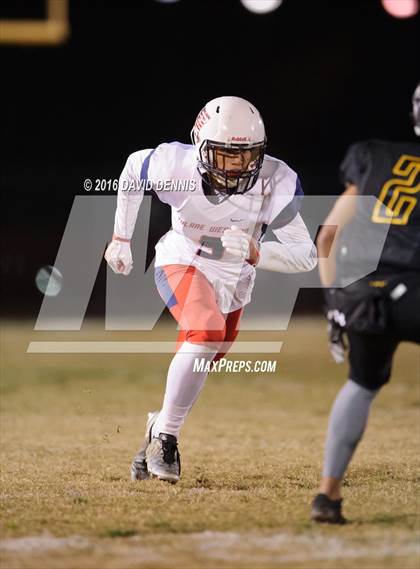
[347,273,420,390]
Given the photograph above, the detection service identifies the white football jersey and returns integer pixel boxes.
[113,141,314,313]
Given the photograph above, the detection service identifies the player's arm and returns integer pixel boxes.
[251,170,316,272]
[221,171,317,271]
[317,184,358,286]
[221,213,317,272]
[105,151,151,275]
[257,212,318,272]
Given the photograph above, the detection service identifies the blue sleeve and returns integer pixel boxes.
[140,149,156,183]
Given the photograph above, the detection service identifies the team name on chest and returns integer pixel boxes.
[177,216,231,234]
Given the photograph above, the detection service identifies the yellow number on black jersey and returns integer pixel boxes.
[372,154,420,225]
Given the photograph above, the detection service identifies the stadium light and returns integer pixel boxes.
[381,0,419,18]
[240,0,284,15]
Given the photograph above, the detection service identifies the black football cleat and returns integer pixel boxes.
[311,493,347,525]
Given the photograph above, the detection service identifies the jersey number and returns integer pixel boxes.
[196,235,224,260]
[371,154,420,225]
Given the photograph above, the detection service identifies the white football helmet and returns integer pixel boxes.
[190,96,266,195]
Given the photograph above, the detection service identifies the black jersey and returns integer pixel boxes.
[336,139,420,282]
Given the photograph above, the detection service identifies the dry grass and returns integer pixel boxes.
[0,317,419,568]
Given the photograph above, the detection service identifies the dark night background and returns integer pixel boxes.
[1,0,419,318]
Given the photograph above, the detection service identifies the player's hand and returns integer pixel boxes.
[326,307,347,364]
[104,237,133,275]
[221,225,260,265]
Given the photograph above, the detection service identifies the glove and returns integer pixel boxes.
[104,239,133,275]
[326,305,347,364]
[324,288,347,363]
[221,225,260,265]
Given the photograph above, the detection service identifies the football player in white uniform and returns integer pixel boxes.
[105,96,317,483]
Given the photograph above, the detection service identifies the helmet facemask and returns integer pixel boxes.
[197,139,266,195]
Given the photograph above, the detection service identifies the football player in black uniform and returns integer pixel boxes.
[311,83,420,524]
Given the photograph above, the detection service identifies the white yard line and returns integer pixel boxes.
[1,530,419,565]
[190,531,420,563]
[0,534,90,553]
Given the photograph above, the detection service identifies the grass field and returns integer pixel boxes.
[1,317,419,568]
